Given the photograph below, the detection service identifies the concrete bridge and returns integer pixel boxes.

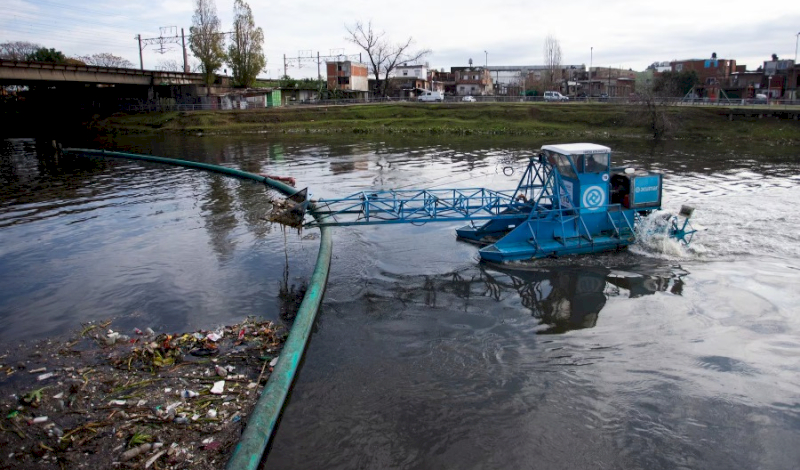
[0,59,207,86]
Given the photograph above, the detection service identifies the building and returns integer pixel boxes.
[394,64,429,98]
[428,69,454,94]
[670,56,736,100]
[451,67,494,96]
[326,61,369,92]
[586,67,637,98]
[647,61,673,73]
[480,65,586,96]
[762,58,796,99]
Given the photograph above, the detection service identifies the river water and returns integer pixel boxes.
[1,135,799,469]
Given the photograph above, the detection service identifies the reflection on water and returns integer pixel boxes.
[381,264,683,335]
[0,138,316,342]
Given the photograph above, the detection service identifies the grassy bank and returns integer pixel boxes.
[94,103,800,143]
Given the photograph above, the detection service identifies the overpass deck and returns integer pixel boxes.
[0,60,206,86]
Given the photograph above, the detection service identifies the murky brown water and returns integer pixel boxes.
[2,135,799,469]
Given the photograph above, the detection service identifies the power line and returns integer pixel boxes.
[3,8,132,30]
[282,51,361,79]
[22,0,135,20]
[2,26,139,50]
[2,28,139,51]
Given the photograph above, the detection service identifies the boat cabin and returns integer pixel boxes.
[540,143,662,212]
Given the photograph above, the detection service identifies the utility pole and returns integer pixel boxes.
[281,51,360,78]
[181,28,188,73]
[794,32,799,100]
[590,47,593,96]
[138,27,196,72]
[136,34,143,70]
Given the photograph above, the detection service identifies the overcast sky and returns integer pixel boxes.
[3,0,800,77]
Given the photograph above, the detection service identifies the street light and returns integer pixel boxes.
[795,31,800,64]
[484,50,488,68]
[793,32,799,100]
[590,47,593,96]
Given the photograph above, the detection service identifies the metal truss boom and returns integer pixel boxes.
[308,187,523,227]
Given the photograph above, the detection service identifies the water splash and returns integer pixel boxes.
[632,210,696,260]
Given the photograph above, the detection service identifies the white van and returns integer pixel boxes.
[418,91,444,102]
[544,91,569,102]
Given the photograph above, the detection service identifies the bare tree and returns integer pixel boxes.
[629,77,681,140]
[227,0,266,88]
[76,53,134,68]
[543,34,562,91]
[0,41,43,60]
[156,59,182,71]
[189,0,226,86]
[346,21,430,97]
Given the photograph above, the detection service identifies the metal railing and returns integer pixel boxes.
[117,95,800,113]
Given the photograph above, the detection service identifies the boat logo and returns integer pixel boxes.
[582,186,605,211]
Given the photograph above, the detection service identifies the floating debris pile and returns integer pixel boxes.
[0,318,287,469]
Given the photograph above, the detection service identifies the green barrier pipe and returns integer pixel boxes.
[64,148,331,470]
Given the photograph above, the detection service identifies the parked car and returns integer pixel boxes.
[418,91,444,102]
[598,93,609,102]
[462,95,476,102]
[544,91,569,102]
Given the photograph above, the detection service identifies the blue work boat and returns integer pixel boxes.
[304,143,695,263]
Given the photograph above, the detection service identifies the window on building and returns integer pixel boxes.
[403,70,408,76]
[338,77,349,85]
[675,64,683,72]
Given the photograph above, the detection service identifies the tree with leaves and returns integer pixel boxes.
[346,21,430,97]
[76,53,134,68]
[27,47,67,63]
[654,70,699,96]
[189,0,226,86]
[543,34,562,91]
[0,41,43,60]
[227,0,266,88]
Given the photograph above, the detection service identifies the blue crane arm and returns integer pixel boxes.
[306,187,528,227]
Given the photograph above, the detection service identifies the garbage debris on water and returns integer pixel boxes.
[0,317,288,469]
[210,380,226,395]
[264,188,309,229]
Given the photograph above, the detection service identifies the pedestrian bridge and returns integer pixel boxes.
[0,60,206,86]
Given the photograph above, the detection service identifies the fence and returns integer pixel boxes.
[118,95,800,113]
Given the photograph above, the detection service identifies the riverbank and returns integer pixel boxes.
[91,103,800,143]
[0,318,288,469]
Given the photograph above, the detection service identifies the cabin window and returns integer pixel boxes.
[551,153,577,179]
[579,153,609,173]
